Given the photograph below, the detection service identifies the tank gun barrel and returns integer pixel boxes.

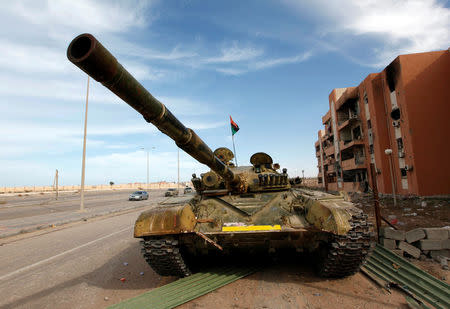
[67,34,239,185]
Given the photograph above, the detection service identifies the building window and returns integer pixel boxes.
[397,138,403,151]
[400,168,407,178]
[367,120,371,129]
[369,144,374,154]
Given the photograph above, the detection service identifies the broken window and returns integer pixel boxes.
[391,107,401,120]
[386,59,400,92]
[396,138,403,151]
[400,168,407,177]
[352,126,362,140]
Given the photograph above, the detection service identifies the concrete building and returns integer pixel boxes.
[315,50,450,196]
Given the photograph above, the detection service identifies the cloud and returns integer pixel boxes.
[215,51,312,75]
[3,0,150,35]
[251,51,312,70]
[283,0,450,67]
[204,42,263,63]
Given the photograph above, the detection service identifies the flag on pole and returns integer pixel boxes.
[230,115,239,136]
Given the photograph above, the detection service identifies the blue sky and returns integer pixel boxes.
[1,0,449,186]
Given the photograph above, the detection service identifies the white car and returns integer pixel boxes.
[129,191,149,201]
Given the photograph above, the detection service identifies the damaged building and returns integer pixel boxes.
[315,49,450,196]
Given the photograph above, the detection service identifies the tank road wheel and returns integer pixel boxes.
[140,237,192,277]
[316,213,372,278]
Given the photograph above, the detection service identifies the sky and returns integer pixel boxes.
[1,0,449,187]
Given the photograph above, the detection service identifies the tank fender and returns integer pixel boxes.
[134,205,196,237]
[305,199,354,235]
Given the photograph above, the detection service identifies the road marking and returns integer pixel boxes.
[0,226,132,281]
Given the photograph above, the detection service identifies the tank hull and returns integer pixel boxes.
[135,188,372,277]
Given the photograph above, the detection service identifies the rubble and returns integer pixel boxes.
[380,226,450,269]
[405,228,426,243]
[423,228,448,240]
[380,227,405,241]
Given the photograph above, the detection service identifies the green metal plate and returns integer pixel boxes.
[108,266,259,309]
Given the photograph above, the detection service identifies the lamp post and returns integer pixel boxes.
[384,149,397,206]
[80,76,89,213]
[141,147,155,191]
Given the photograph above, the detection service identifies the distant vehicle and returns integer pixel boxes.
[183,187,193,194]
[129,191,149,201]
[164,188,179,197]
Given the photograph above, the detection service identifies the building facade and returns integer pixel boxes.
[315,50,450,196]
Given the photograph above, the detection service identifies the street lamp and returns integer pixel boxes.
[141,147,155,191]
[384,149,397,206]
[80,76,90,213]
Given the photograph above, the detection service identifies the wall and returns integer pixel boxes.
[0,182,189,194]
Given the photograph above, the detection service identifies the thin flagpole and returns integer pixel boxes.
[232,133,238,166]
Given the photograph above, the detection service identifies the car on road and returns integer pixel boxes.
[128,191,149,201]
[164,188,179,197]
[183,187,193,194]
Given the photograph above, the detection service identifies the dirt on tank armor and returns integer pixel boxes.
[67,33,373,278]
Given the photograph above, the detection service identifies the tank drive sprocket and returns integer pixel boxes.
[141,237,192,277]
[316,212,372,277]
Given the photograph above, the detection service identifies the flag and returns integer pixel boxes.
[230,115,239,135]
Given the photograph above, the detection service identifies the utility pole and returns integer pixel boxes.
[146,149,149,191]
[80,76,89,212]
[55,169,59,200]
[141,147,155,191]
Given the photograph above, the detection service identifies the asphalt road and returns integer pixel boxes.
[0,208,169,309]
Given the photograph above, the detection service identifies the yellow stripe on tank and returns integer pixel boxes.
[222,225,281,232]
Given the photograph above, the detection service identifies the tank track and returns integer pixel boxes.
[140,237,192,277]
[317,212,373,278]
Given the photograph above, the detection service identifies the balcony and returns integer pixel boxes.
[335,87,358,111]
[341,157,366,171]
[324,157,335,165]
[324,145,335,156]
[326,165,335,174]
[338,116,359,131]
[322,110,331,125]
[339,139,365,151]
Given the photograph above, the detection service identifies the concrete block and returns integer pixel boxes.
[405,228,425,243]
[381,238,397,250]
[418,240,442,251]
[443,239,450,250]
[398,241,421,259]
[423,228,448,240]
[392,249,404,257]
[381,227,405,241]
[430,250,450,259]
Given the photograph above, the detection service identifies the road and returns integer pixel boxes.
[0,189,169,238]
[0,192,408,309]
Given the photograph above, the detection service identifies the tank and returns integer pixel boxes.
[67,34,372,278]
